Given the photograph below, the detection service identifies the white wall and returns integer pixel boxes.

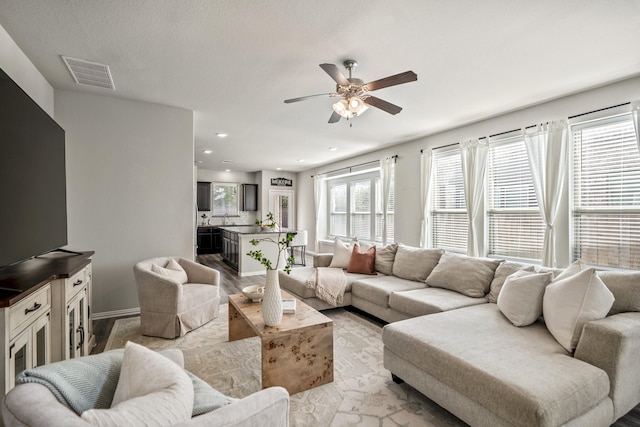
[0,23,53,115]
[298,74,640,266]
[55,90,194,316]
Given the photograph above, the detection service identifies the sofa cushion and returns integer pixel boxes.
[597,270,640,314]
[382,304,610,427]
[151,259,188,284]
[392,245,443,282]
[279,267,379,299]
[328,238,352,269]
[553,259,586,281]
[389,287,487,317]
[81,342,193,426]
[487,261,535,303]
[375,243,398,275]
[426,252,502,297]
[347,244,376,275]
[543,268,615,352]
[497,270,553,326]
[352,276,426,308]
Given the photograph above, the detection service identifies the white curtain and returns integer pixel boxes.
[380,157,394,245]
[523,120,569,267]
[313,174,324,252]
[420,150,433,248]
[460,139,488,257]
[632,101,640,153]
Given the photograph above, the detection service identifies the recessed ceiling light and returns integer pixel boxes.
[203,149,213,154]
[276,167,282,170]
[225,169,231,172]
[329,147,338,151]
[217,133,228,138]
[297,159,305,163]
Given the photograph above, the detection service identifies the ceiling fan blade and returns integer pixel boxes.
[319,63,350,86]
[364,71,417,92]
[284,93,335,103]
[328,111,341,123]
[363,96,403,115]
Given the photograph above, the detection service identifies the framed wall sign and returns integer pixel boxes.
[271,177,293,187]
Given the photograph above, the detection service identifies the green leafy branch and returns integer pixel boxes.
[246,212,295,274]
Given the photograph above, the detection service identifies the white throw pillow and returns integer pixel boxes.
[81,342,194,426]
[151,259,188,283]
[552,259,586,281]
[497,270,553,326]
[328,238,352,269]
[543,268,615,352]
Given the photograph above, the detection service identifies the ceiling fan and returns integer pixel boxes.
[284,59,417,123]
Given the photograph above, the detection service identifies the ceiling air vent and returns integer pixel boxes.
[61,56,115,90]
[221,160,237,164]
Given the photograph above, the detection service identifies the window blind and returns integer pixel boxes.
[487,139,545,261]
[350,179,372,240]
[212,183,239,216]
[572,115,640,269]
[431,148,467,252]
[329,182,347,237]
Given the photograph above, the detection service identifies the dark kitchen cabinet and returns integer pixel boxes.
[197,227,222,254]
[242,184,258,212]
[197,182,211,211]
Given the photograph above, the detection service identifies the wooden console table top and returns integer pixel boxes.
[228,290,334,394]
[0,251,94,307]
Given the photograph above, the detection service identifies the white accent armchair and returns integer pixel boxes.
[133,257,220,339]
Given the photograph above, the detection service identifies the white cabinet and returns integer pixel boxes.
[51,262,94,361]
[4,283,51,392]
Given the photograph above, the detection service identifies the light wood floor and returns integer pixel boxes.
[91,254,640,425]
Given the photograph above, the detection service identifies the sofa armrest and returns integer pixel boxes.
[313,253,333,268]
[574,312,640,421]
[2,383,93,427]
[180,386,289,427]
[178,258,220,286]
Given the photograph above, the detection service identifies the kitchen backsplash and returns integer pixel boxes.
[197,210,259,226]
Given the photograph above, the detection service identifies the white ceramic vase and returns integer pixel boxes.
[262,269,283,326]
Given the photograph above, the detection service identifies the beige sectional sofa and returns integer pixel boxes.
[278,243,640,426]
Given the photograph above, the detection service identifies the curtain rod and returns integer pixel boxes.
[312,155,397,177]
[420,101,632,153]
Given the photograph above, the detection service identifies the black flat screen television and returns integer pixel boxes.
[0,67,67,269]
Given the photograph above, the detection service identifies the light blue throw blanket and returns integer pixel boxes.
[17,350,123,414]
[16,348,234,416]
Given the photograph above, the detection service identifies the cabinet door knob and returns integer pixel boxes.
[73,279,83,287]
[25,302,42,315]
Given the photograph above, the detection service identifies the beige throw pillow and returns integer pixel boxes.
[426,252,502,298]
[328,238,352,269]
[375,243,398,275]
[81,341,193,426]
[151,259,188,284]
[497,270,553,326]
[488,262,535,303]
[597,270,640,315]
[543,268,615,352]
[392,245,443,282]
[552,259,586,281]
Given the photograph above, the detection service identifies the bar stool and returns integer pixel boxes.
[288,230,308,266]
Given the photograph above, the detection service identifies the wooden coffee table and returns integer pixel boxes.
[228,290,333,394]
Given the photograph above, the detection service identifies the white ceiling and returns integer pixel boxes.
[1,1,640,172]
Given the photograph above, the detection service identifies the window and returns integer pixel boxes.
[431,147,467,252]
[327,170,394,243]
[212,182,239,216]
[487,137,545,260]
[572,115,640,269]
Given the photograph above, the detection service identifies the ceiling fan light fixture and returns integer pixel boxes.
[347,96,365,113]
[332,99,354,118]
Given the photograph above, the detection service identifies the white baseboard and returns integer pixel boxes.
[93,307,140,320]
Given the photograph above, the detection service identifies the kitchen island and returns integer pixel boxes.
[220,226,288,277]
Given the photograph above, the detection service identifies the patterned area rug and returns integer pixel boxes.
[105,304,466,426]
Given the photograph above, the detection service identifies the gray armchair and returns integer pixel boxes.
[133,257,220,339]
